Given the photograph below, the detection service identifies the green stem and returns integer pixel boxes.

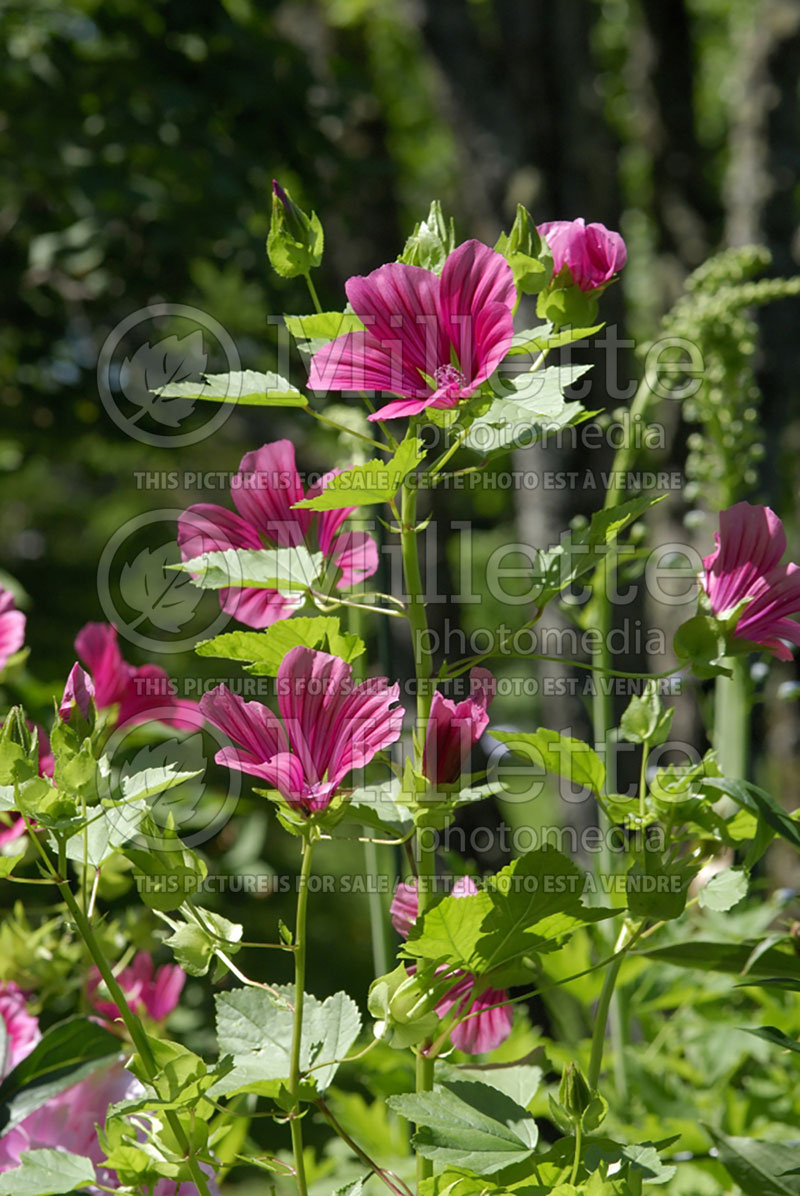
[569,1121,583,1186]
[399,419,436,1192]
[289,835,315,1196]
[401,435,434,739]
[587,922,636,1091]
[714,656,749,778]
[58,879,213,1196]
[303,272,322,315]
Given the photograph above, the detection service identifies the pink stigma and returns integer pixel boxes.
[434,364,466,391]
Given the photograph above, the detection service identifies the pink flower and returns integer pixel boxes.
[702,502,800,661]
[200,646,403,815]
[0,982,41,1077]
[0,589,25,673]
[390,877,513,1055]
[424,668,494,786]
[88,952,186,1023]
[75,623,203,730]
[538,218,626,292]
[308,240,516,421]
[178,440,379,630]
[59,663,95,721]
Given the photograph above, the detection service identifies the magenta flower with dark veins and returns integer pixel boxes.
[538,217,626,292]
[391,876,513,1055]
[178,440,378,629]
[75,623,203,730]
[308,240,516,420]
[88,951,186,1023]
[200,646,403,815]
[702,501,800,660]
[423,668,495,786]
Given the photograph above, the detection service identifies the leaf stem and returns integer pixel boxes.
[303,273,322,315]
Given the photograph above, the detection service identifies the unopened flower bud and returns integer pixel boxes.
[267,180,324,279]
[559,1061,593,1122]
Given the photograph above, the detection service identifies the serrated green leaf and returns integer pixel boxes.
[284,311,364,344]
[195,616,365,675]
[697,866,749,912]
[466,363,593,453]
[626,852,697,920]
[0,1149,96,1196]
[390,1080,538,1174]
[293,436,424,511]
[491,727,605,794]
[156,369,306,406]
[404,846,613,985]
[211,985,360,1098]
[174,545,323,592]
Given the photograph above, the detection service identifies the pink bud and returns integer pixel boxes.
[538,217,626,292]
[58,663,95,721]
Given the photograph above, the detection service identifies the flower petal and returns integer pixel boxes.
[231,441,311,546]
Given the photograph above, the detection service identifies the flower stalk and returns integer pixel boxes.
[289,832,316,1196]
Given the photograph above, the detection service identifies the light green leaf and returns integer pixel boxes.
[389,1080,538,1174]
[697,866,749,912]
[703,777,800,852]
[211,985,360,1097]
[155,369,306,406]
[0,1150,96,1196]
[398,201,456,273]
[465,363,593,453]
[491,727,605,794]
[293,436,425,511]
[284,311,364,343]
[347,778,413,835]
[509,323,604,355]
[174,545,323,592]
[437,1061,542,1110]
[165,911,243,977]
[195,617,365,675]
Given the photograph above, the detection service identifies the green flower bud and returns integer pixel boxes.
[559,1061,592,1122]
[0,707,38,785]
[267,180,324,279]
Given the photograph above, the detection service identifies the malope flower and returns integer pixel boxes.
[178,440,378,629]
[309,240,516,420]
[537,217,626,292]
[702,501,800,660]
[200,646,403,815]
